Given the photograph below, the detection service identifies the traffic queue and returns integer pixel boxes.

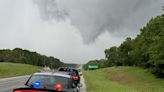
[13,67,82,92]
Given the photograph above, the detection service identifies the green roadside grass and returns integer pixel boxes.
[83,66,164,92]
[0,62,41,78]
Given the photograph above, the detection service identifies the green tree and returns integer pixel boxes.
[0,48,63,69]
[105,46,120,66]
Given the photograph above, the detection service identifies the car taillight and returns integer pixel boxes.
[14,90,24,92]
[14,90,48,92]
[73,76,78,81]
[55,83,62,91]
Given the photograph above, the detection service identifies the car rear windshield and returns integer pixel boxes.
[58,68,79,76]
[27,75,68,90]
[71,70,79,76]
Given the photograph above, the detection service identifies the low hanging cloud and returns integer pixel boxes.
[33,0,163,43]
[33,0,68,21]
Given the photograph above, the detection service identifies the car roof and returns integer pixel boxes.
[33,72,71,78]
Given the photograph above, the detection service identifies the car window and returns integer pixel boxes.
[72,70,79,76]
[27,75,68,90]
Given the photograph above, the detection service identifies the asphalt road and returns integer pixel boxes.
[0,75,86,92]
[0,76,30,92]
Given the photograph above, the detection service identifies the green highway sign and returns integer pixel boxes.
[88,65,98,69]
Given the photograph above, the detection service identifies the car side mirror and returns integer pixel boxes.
[24,75,32,86]
[24,82,31,87]
[24,81,28,86]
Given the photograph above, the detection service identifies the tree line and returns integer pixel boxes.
[0,48,64,69]
[84,13,164,78]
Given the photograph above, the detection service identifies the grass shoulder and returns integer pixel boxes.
[83,66,164,92]
[0,62,41,78]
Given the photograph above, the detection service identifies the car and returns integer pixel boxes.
[70,69,81,85]
[58,67,81,85]
[13,72,79,92]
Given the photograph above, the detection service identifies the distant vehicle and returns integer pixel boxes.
[58,67,80,85]
[58,67,81,85]
[13,72,79,92]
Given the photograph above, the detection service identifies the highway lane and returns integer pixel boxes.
[0,76,30,92]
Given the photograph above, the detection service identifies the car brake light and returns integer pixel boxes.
[14,91,22,92]
[73,76,78,81]
[55,83,62,91]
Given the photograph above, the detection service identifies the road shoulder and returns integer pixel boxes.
[80,76,86,92]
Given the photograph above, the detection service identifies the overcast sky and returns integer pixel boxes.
[0,0,163,63]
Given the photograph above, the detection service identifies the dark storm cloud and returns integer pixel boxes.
[33,0,163,43]
[33,0,68,21]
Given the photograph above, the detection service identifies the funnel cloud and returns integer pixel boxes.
[34,0,163,43]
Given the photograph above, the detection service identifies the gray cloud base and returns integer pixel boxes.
[33,0,68,21]
[33,0,163,43]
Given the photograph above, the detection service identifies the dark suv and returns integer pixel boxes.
[58,67,81,85]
